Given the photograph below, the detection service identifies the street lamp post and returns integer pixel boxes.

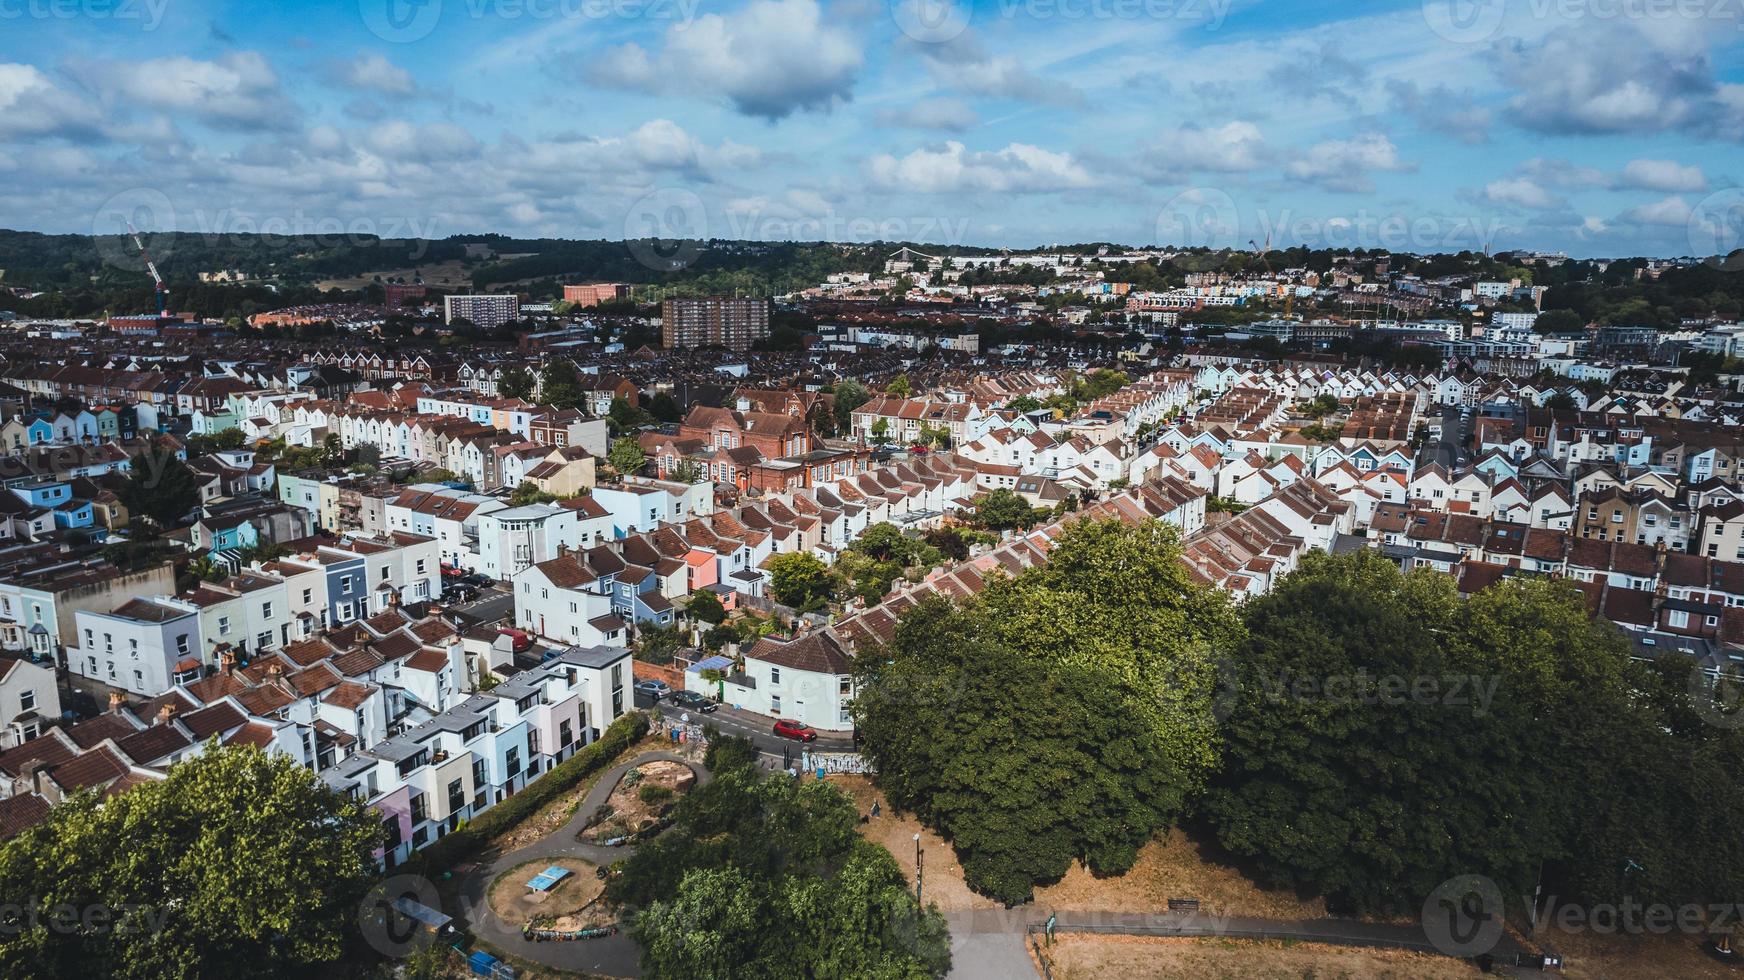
[914,833,923,906]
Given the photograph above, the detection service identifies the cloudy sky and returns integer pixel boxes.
[3,0,1742,257]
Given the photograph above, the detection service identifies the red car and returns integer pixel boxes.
[772,719,818,742]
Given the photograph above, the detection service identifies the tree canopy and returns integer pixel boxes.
[767,552,831,611]
[610,753,950,980]
[855,518,1240,904]
[120,450,201,528]
[0,745,379,979]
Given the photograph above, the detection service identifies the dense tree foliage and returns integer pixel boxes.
[120,450,201,528]
[856,519,1240,904]
[767,553,831,611]
[608,437,647,478]
[0,746,379,979]
[610,754,950,980]
[1204,550,1744,916]
[833,524,945,604]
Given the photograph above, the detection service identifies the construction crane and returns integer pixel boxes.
[1248,235,1293,318]
[126,220,169,315]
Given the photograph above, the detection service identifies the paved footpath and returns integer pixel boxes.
[453,751,710,978]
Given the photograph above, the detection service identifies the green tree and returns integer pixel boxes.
[886,373,911,398]
[686,589,728,625]
[768,552,831,609]
[0,745,379,979]
[971,489,1039,531]
[497,365,536,400]
[1005,395,1041,414]
[857,519,1241,903]
[120,450,201,528]
[613,767,950,980]
[831,379,870,434]
[1202,551,1656,914]
[869,418,891,444]
[539,362,585,409]
[509,481,559,505]
[609,437,647,478]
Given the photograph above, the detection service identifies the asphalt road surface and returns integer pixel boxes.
[638,696,856,759]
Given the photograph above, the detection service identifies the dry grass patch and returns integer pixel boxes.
[1043,935,1482,980]
[486,857,602,929]
[831,776,1322,918]
[492,736,665,852]
[1538,926,1740,980]
[579,759,695,844]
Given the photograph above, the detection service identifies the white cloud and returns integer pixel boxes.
[1480,178,1560,211]
[868,141,1093,193]
[1490,21,1715,137]
[362,121,481,162]
[1285,134,1413,193]
[1616,159,1706,194]
[916,33,1082,107]
[1136,122,1267,179]
[1620,196,1693,227]
[71,51,295,130]
[335,53,415,96]
[588,0,861,120]
[877,98,978,133]
[0,64,105,140]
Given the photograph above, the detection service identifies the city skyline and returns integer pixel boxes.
[1,0,1742,259]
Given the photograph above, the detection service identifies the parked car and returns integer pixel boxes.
[498,627,534,653]
[634,679,672,701]
[668,690,717,712]
[772,719,817,742]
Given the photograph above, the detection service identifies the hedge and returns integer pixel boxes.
[402,710,650,874]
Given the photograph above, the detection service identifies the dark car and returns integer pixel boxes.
[634,679,672,701]
[668,690,717,713]
[772,719,817,742]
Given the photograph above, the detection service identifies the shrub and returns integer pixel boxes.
[401,711,649,875]
[637,784,674,805]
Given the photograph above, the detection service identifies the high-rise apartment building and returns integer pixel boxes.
[660,297,770,350]
[444,294,519,331]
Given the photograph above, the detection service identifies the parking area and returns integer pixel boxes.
[639,694,856,758]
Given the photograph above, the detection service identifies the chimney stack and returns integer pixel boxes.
[157,702,177,725]
[108,691,123,713]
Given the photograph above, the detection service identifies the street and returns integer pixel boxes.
[1417,404,1471,470]
[639,694,856,759]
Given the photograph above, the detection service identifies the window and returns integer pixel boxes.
[176,635,190,655]
[559,719,574,749]
[302,589,313,603]
[261,602,272,618]
[769,667,781,685]
[770,694,782,713]
[410,794,427,824]
[447,779,465,813]
[257,632,272,651]
[218,616,231,636]
[839,677,851,695]
[19,690,35,712]
[1669,610,1690,629]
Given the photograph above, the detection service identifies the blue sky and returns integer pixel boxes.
[2,0,1742,258]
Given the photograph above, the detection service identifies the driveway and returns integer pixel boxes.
[452,750,711,978]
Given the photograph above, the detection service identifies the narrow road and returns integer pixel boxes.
[452,750,710,977]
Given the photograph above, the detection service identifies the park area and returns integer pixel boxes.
[486,858,604,931]
[577,759,696,845]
